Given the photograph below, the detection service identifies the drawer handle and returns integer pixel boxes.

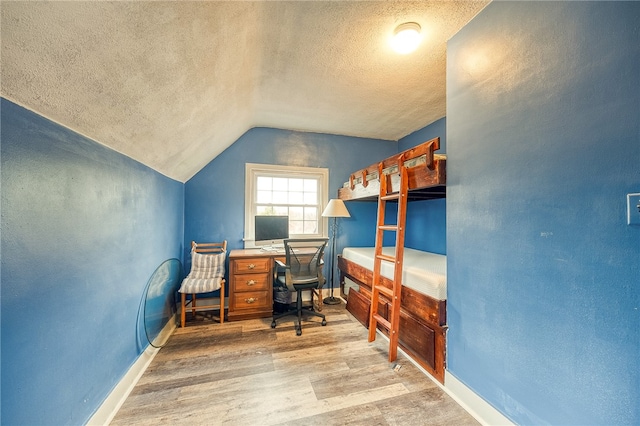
[245,297,257,304]
[248,263,256,269]
[246,279,256,286]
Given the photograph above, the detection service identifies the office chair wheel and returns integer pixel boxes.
[321,319,327,326]
[271,320,276,328]
[296,328,302,336]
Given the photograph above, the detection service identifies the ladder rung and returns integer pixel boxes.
[379,225,398,231]
[376,254,395,263]
[376,285,393,298]
[381,192,400,201]
[372,313,391,330]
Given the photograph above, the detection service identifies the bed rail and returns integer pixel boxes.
[338,137,446,201]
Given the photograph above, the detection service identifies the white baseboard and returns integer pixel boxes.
[443,371,514,426]
[86,316,177,425]
[376,331,513,426]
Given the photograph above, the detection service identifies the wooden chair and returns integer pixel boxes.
[178,241,227,327]
[271,238,328,336]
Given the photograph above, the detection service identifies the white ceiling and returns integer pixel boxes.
[1,1,488,182]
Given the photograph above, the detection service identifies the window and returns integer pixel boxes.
[244,163,329,248]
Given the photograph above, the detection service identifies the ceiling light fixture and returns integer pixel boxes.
[391,22,422,54]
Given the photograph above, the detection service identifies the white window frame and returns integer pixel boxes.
[244,163,329,248]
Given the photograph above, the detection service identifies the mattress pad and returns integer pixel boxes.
[341,247,447,300]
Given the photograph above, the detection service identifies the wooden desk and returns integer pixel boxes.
[227,249,285,321]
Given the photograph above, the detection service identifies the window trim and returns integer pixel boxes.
[244,163,329,248]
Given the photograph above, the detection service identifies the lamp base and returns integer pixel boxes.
[323,296,342,305]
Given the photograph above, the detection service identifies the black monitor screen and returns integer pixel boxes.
[254,215,289,244]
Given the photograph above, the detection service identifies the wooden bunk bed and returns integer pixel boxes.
[338,141,446,202]
[337,137,447,384]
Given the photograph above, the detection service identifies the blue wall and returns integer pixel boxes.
[446,3,640,425]
[1,99,185,425]
[184,127,396,285]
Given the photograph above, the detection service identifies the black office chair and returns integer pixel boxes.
[271,238,328,336]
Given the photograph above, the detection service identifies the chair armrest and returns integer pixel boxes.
[274,259,288,268]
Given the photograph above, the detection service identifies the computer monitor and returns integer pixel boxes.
[254,215,289,249]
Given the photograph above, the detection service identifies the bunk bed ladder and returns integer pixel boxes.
[368,153,408,362]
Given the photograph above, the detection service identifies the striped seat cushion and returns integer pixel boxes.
[178,250,226,294]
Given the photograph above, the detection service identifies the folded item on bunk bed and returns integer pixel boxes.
[341,247,447,301]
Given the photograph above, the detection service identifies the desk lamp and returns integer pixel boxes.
[321,199,351,305]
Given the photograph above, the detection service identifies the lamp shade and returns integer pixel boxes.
[321,199,351,218]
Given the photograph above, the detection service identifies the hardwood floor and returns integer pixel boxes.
[112,303,478,425]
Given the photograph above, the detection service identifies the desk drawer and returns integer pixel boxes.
[233,290,270,310]
[233,258,271,273]
[234,273,270,292]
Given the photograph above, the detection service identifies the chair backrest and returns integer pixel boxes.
[283,238,328,283]
[187,241,227,281]
[192,240,227,254]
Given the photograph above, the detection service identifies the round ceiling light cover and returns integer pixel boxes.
[391,22,422,54]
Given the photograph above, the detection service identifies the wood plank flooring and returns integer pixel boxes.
[111,303,479,425]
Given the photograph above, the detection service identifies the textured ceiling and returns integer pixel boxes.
[1,1,488,182]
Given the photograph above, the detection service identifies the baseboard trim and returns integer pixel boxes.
[86,316,177,425]
[376,330,513,426]
[443,371,514,426]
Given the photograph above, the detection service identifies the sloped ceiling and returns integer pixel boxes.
[1,1,488,182]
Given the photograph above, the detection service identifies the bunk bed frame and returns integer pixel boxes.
[337,137,447,384]
[338,140,446,201]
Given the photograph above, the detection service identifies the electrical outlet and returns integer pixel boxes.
[627,193,640,225]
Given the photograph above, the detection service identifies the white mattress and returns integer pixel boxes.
[341,247,447,300]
